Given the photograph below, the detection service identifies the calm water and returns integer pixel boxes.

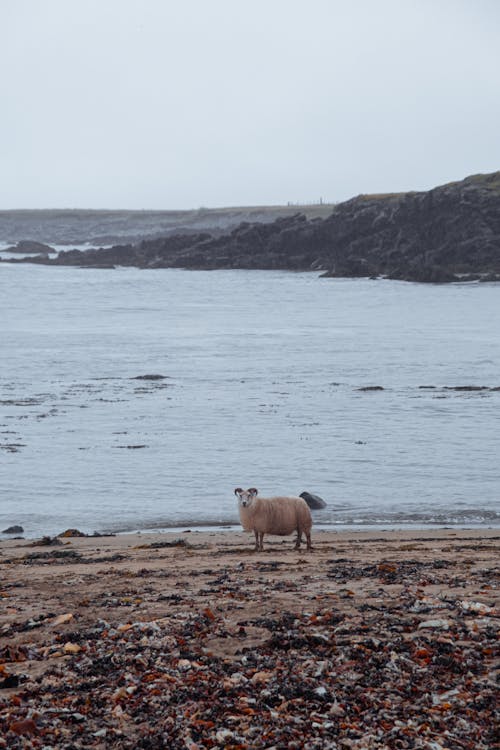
[1,264,499,537]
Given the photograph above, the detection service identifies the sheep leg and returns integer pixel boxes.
[305,531,312,551]
[253,531,259,551]
[295,530,302,550]
[253,531,264,551]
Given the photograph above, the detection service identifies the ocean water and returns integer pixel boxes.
[1,264,499,538]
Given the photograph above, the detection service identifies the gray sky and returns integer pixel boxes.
[1,0,499,209]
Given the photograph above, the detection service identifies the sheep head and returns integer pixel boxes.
[234,487,258,507]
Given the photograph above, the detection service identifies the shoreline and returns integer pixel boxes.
[1,528,498,748]
[3,521,500,543]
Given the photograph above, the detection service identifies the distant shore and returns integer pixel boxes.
[1,528,498,748]
[2,171,500,282]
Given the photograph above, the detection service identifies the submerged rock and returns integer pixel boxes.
[132,374,169,380]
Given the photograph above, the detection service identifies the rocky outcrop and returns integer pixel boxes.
[8,171,500,282]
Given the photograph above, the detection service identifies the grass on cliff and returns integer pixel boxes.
[353,170,500,203]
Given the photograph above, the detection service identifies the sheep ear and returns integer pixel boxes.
[234,488,243,497]
[248,488,258,497]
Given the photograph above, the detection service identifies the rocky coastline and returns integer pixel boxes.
[4,171,500,282]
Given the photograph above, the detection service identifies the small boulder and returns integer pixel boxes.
[58,529,87,538]
[2,525,24,534]
[300,491,327,509]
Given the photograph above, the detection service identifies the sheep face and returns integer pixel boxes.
[234,487,258,508]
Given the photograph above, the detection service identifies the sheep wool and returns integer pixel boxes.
[234,488,312,551]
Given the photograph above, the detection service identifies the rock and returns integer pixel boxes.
[300,492,327,509]
[418,619,452,630]
[3,240,55,254]
[52,613,74,626]
[58,528,87,537]
[444,385,489,391]
[2,525,24,534]
[33,535,63,546]
[460,600,496,615]
[63,642,82,654]
[0,674,21,689]
[132,374,169,380]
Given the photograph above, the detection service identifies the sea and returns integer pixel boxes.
[1,258,499,538]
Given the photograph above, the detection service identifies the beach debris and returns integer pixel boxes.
[418,618,452,629]
[0,673,20,690]
[23,549,80,563]
[0,538,497,749]
[29,535,63,547]
[460,600,496,615]
[19,549,125,566]
[134,539,189,550]
[63,642,82,654]
[8,718,37,736]
[51,613,74,626]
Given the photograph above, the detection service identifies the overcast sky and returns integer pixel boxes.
[1,0,499,209]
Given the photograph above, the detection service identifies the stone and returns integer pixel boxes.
[3,240,55,254]
[300,492,327,509]
[2,525,24,534]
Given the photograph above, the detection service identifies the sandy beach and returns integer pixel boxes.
[1,528,498,749]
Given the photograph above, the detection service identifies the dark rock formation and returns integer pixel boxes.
[300,492,327,510]
[2,240,55,254]
[2,525,24,534]
[132,374,169,380]
[9,171,500,282]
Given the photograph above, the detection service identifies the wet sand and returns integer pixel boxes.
[1,528,498,748]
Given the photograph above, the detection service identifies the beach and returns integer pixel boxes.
[0,528,498,748]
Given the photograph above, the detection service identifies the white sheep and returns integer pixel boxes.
[234,487,312,551]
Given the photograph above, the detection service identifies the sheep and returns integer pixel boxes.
[234,487,312,551]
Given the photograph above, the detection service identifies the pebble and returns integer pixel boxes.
[418,618,451,629]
